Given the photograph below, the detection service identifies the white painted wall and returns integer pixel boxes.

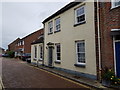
[44,2,97,76]
[31,43,43,65]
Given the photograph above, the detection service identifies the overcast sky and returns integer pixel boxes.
[0,1,71,49]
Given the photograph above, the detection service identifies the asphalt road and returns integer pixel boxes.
[2,57,90,89]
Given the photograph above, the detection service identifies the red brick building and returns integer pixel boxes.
[15,28,44,56]
[23,29,44,53]
[0,47,5,54]
[99,1,120,77]
[8,38,20,52]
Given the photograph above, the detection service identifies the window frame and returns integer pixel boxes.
[34,46,37,59]
[75,5,86,25]
[76,40,86,65]
[39,45,43,60]
[55,43,61,62]
[55,17,61,32]
[23,40,24,45]
[48,21,53,34]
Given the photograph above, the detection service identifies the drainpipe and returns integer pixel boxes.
[96,0,102,81]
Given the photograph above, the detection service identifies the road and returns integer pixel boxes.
[1,57,90,89]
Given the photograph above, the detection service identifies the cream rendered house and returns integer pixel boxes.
[43,1,98,79]
[31,35,44,65]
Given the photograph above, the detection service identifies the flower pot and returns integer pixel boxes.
[102,79,111,87]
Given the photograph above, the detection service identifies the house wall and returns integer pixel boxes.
[31,43,43,65]
[15,45,24,50]
[8,38,20,52]
[99,2,120,69]
[0,49,1,54]
[24,29,44,54]
[0,48,5,54]
[44,2,97,76]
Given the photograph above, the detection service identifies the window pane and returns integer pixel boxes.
[77,15,85,23]
[77,7,84,16]
[48,21,53,33]
[56,44,61,60]
[115,0,120,6]
[57,56,61,60]
[57,45,60,52]
[76,41,85,64]
[78,53,85,63]
[35,46,37,58]
[40,46,43,59]
[56,18,60,25]
[76,6,85,24]
[57,53,60,57]
[55,18,60,31]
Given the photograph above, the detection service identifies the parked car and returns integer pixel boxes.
[26,57,31,63]
[21,53,31,61]
[2,54,9,57]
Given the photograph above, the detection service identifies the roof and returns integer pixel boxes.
[31,37,44,45]
[0,47,4,50]
[22,28,44,40]
[8,38,20,46]
[42,2,81,23]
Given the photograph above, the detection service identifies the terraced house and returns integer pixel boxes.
[31,33,44,65]
[99,0,120,78]
[42,1,99,80]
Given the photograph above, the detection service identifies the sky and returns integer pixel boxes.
[0,0,71,49]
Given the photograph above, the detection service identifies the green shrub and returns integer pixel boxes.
[7,51,15,58]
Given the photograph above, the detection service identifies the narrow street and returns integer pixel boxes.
[1,57,90,89]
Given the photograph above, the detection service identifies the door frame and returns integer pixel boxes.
[113,37,120,75]
[48,46,53,67]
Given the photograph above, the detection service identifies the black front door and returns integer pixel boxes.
[48,47,53,67]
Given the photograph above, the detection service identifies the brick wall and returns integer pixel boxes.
[8,38,20,52]
[99,2,120,69]
[24,29,44,53]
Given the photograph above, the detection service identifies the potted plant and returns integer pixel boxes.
[102,67,120,87]
[102,67,114,87]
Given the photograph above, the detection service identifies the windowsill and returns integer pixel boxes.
[48,32,53,35]
[54,30,61,33]
[74,64,86,68]
[74,21,86,27]
[54,61,61,64]
[38,59,43,61]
